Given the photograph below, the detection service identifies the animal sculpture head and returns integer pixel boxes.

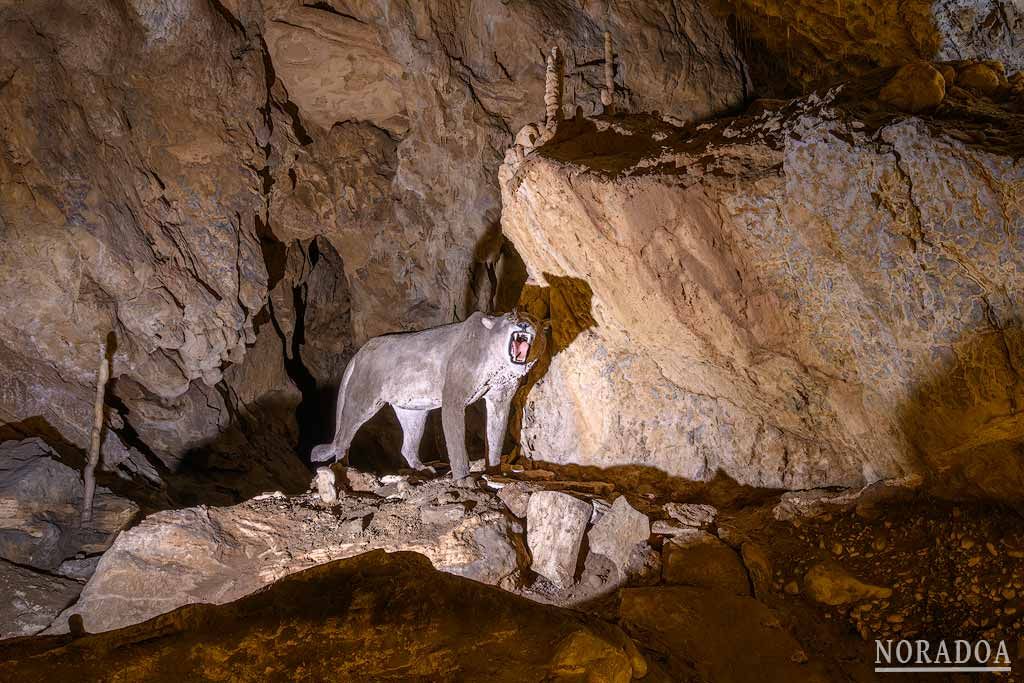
[480,310,546,367]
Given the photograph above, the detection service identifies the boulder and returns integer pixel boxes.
[0,439,137,571]
[803,562,893,605]
[661,531,750,595]
[663,502,717,528]
[526,491,591,588]
[0,559,82,639]
[879,62,946,112]
[587,497,650,576]
[46,480,525,634]
[958,62,1003,95]
[2,552,643,681]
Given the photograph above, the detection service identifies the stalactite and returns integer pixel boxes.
[81,335,112,523]
[544,45,563,132]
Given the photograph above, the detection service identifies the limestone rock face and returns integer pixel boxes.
[261,0,748,344]
[0,439,137,571]
[726,0,1024,93]
[46,479,525,634]
[0,0,747,489]
[501,86,1024,501]
[0,0,271,466]
[2,552,643,682]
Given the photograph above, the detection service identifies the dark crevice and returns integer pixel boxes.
[303,1,367,24]
[207,0,247,38]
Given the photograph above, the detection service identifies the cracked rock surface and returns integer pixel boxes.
[501,75,1024,501]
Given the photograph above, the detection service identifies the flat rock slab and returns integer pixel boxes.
[0,552,643,682]
[587,497,650,575]
[527,491,591,588]
[45,478,524,634]
[0,559,81,639]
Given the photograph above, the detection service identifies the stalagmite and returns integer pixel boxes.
[544,46,563,133]
[81,336,111,523]
[601,30,614,109]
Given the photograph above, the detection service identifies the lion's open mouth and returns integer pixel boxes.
[509,331,532,364]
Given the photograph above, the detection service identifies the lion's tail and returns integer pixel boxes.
[310,355,356,463]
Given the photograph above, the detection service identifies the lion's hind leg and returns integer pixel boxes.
[393,406,431,472]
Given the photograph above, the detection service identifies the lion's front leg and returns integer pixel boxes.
[484,386,515,469]
[441,396,470,482]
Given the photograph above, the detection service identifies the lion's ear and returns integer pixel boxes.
[481,317,495,330]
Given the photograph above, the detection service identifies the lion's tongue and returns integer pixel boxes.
[514,340,529,361]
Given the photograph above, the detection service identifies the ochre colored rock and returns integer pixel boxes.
[803,562,892,605]
[1,552,642,682]
[618,586,830,682]
[958,62,1003,95]
[879,62,946,112]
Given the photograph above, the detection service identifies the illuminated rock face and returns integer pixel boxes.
[0,0,746,488]
[501,86,1023,500]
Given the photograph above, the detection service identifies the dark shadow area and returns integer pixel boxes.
[897,317,1024,510]
[710,0,944,95]
[506,273,596,461]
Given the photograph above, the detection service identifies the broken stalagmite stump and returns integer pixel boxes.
[544,46,564,133]
[601,30,614,109]
[81,336,112,524]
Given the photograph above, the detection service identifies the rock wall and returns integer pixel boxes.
[0,0,749,499]
[720,0,1024,94]
[500,82,1023,500]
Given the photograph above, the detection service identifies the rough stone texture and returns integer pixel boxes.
[0,0,272,468]
[957,61,1004,94]
[803,562,893,605]
[879,62,946,113]
[497,480,537,518]
[0,559,82,640]
[664,502,717,528]
[0,0,747,493]
[586,496,650,575]
[501,83,1024,501]
[261,0,749,345]
[526,490,592,588]
[2,552,644,681]
[725,0,1024,94]
[617,586,829,682]
[0,439,137,571]
[45,478,525,634]
[661,531,751,595]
